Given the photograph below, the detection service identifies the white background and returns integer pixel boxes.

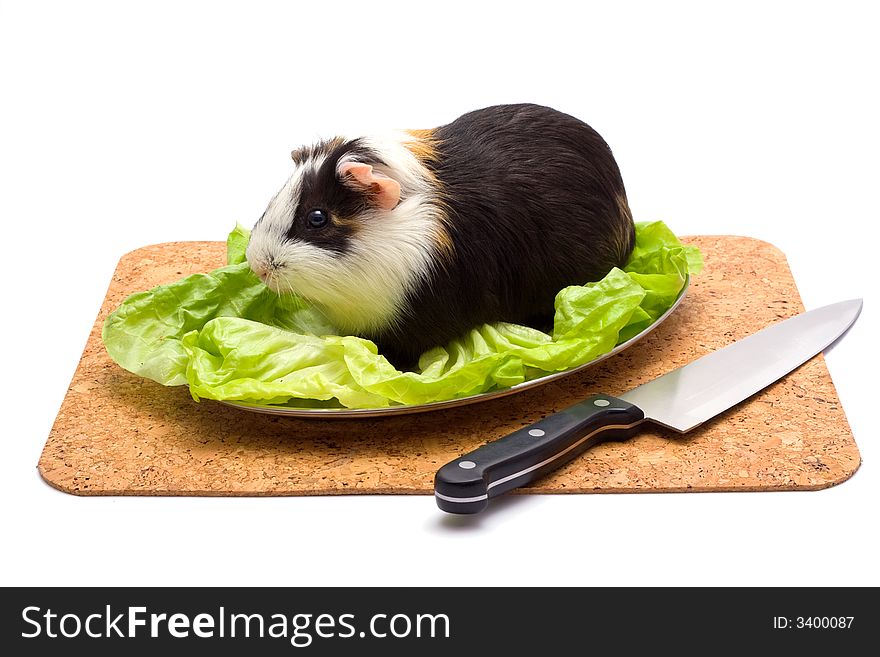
[1,0,877,586]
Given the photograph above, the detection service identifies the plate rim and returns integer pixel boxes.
[218,274,690,418]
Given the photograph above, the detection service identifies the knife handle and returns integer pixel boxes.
[434,395,645,514]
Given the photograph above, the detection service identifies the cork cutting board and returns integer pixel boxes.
[38,236,860,496]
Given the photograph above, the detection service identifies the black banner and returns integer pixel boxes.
[1,587,874,655]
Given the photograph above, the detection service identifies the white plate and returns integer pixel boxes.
[220,276,689,418]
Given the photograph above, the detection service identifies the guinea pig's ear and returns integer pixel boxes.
[337,161,401,211]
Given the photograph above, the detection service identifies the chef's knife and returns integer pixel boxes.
[434,299,862,514]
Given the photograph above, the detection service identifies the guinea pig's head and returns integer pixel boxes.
[246,135,447,334]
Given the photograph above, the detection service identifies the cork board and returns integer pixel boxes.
[38,236,860,496]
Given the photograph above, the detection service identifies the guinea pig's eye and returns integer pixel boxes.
[306,209,329,228]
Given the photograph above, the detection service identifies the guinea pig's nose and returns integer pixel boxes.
[251,261,270,279]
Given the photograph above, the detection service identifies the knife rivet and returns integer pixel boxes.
[528,429,545,437]
[593,399,610,407]
[458,460,476,469]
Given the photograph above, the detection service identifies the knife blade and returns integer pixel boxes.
[434,298,862,513]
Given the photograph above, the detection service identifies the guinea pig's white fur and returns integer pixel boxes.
[245,132,447,335]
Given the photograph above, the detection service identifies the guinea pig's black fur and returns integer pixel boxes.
[246,104,635,368]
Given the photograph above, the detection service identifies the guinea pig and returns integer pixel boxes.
[246,103,635,368]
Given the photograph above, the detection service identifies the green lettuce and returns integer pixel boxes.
[102,221,702,408]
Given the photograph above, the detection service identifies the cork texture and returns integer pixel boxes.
[38,236,860,496]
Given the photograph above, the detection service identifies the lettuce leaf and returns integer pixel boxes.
[226,222,251,266]
[103,221,701,408]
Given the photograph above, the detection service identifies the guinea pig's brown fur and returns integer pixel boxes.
[246,104,635,367]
